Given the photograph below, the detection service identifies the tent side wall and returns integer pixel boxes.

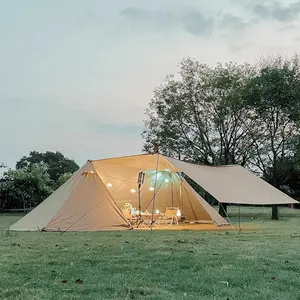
[181,179,229,226]
[44,163,131,232]
[9,163,90,231]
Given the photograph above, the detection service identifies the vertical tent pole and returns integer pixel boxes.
[238,204,241,234]
[179,173,183,214]
[171,175,174,207]
[151,153,160,231]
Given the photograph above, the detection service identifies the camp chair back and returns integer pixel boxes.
[160,207,179,225]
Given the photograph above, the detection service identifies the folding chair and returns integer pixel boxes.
[158,207,180,225]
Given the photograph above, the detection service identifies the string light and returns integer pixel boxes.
[156,172,162,179]
[155,209,160,214]
[107,183,112,187]
[164,178,169,183]
[149,187,154,191]
[130,188,136,193]
[176,209,181,217]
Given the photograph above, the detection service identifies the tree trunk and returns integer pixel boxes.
[219,203,228,218]
[21,193,26,213]
[272,205,279,220]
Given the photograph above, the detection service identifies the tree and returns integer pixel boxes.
[55,172,73,190]
[142,58,257,166]
[242,55,300,219]
[16,151,79,187]
[143,55,300,220]
[0,163,53,212]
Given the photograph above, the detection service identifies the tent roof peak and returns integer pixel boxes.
[89,153,166,163]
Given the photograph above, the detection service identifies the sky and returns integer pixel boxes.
[1,0,300,169]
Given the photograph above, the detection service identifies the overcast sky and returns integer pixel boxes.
[1,0,300,168]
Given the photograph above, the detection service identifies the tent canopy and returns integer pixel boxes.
[166,157,298,205]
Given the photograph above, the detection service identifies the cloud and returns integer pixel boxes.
[182,11,213,36]
[253,1,300,22]
[278,24,299,31]
[119,6,256,38]
[86,120,142,136]
[218,14,247,31]
[120,7,178,32]
[120,7,214,36]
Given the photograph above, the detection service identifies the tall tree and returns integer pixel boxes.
[143,55,300,219]
[142,58,257,165]
[242,55,300,218]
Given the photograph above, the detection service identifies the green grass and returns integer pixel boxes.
[1,207,300,300]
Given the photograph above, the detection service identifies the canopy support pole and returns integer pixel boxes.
[238,204,241,234]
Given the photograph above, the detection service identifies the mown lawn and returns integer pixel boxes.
[1,207,300,300]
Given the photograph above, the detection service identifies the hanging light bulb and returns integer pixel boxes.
[164,178,169,183]
[107,183,112,187]
[130,188,136,193]
[149,187,154,191]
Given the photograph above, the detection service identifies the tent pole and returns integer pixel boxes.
[238,204,241,234]
[151,153,160,231]
[171,176,174,207]
[178,172,183,215]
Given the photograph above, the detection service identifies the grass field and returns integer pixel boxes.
[1,207,300,300]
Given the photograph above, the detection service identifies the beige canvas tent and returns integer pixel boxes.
[9,154,228,232]
[10,153,297,232]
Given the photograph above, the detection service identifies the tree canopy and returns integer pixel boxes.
[143,55,300,200]
[16,151,79,184]
[0,151,79,212]
[0,163,53,212]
